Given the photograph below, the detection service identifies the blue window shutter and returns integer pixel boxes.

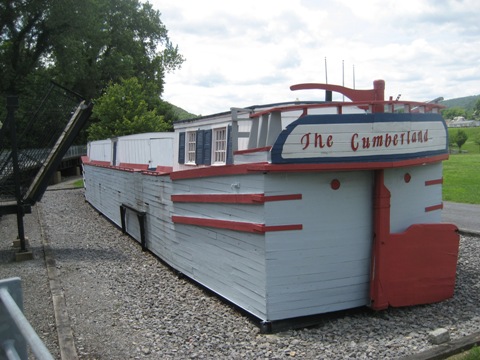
[178,132,185,164]
[226,125,233,164]
[195,130,204,165]
[203,129,212,165]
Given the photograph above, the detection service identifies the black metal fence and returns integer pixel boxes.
[0,82,90,205]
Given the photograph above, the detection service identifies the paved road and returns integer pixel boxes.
[443,201,480,235]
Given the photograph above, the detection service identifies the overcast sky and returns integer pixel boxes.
[150,0,479,116]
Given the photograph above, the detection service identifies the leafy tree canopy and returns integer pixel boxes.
[452,129,468,152]
[473,98,480,120]
[88,77,172,140]
[441,106,467,120]
[1,0,184,124]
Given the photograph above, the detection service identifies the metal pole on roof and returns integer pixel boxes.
[353,64,356,89]
[324,57,328,84]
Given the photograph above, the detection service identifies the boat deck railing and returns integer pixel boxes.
[250,99,444,118]
[236,98,444,152]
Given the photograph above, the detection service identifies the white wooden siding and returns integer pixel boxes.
[263,171,373,321]
[171,173,268,319]
[84,165,375,321]
[234,150,271,164]
[84,161,447,322]
[173,174,266,195]
[88,140,112,162]
[117,139,151,166]
[150,138,174,167]
[173,224,267,319]
[83,165,268,319]
[88,133,175,168]
[385,163,443,233]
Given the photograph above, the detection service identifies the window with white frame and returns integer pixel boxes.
[186,131,197,164]
[213,127,227,164]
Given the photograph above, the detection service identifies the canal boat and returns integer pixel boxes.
[82,80,459,331]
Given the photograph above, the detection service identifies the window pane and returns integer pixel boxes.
[213,128,226,164]
[187,131,196,163]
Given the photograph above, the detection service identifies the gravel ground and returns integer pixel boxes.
[1,186,480,359]
[0,201,61,359]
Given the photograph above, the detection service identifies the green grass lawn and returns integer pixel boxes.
[73,179,84,188]
[447,345,480,360]
[443,154,480,204]
[448,127,480,154]
[444,127,480,204]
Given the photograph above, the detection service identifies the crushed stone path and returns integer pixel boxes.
[1,183,479,359]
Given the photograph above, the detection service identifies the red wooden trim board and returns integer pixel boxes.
[172,216,302,233]
[171,193,302,204]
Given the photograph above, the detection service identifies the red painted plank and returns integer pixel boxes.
[371,223,459,309]
[171,193,302,204]
[119,162,149,170]
[172,216,302,233]
[370,170,459,311]
[425,203,443,212]
[155,166,173,173]
[172,194,263,204]
[234,146,272,155]
[262,224,303,232]
[90,160,111,166]
[83,163,138,172]
[250,154,450,173]
[142,170,171,177]
[170,163,265,180]
[425,178,443,186]
[264,194,302,202]
[170,155,449,180]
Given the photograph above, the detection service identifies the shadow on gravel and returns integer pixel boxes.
[0,247,44,264]
[0,248,20,263]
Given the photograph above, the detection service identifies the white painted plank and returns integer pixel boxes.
[386,163,443,233]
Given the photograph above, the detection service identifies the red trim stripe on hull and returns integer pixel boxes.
[425,203,443,212]
[170,155,449,180]
[171,193,302,204]
[172,216,302,233]
[425,178,443,186]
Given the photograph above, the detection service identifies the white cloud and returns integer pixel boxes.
[152,0,480,115]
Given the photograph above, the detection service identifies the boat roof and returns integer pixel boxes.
[174,101,326,124]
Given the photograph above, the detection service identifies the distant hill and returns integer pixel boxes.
[441,95,480,110]
[168,103,198,120]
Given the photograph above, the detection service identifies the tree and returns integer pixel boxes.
[473,99,480,120]
[88,77,173,140]
[452,129,468,153]
[1,0,184,105]
[0,0,50,94]
[442,106,467,120]
[49,0,184,100]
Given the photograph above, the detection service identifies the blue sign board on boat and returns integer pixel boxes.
[270,113,448,164]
